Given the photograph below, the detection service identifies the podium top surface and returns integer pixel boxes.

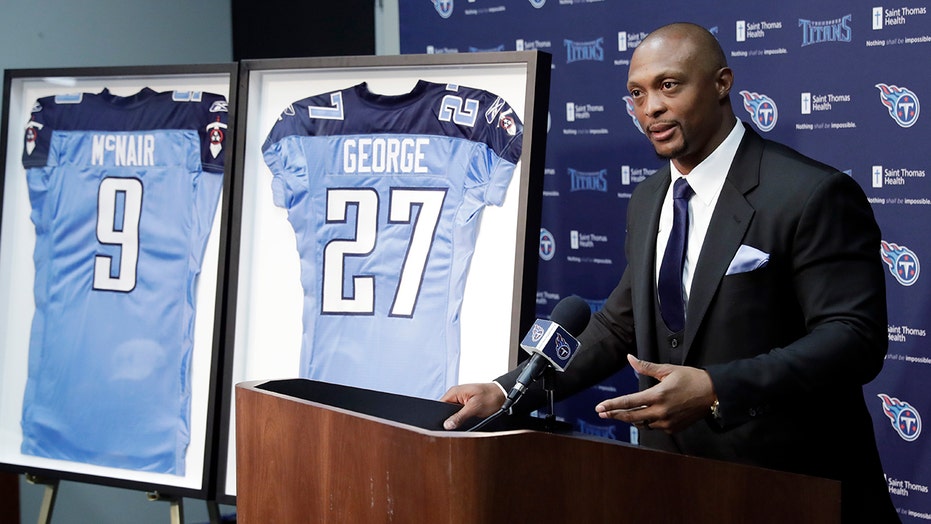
[246,378,564,434]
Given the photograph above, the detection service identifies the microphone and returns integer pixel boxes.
[466,295,590,432]
[500,295,591,412]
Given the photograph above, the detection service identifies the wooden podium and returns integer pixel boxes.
[236,379,840,523]
[0,472,18,524]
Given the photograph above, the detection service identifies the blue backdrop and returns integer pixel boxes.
[400,1,930,520]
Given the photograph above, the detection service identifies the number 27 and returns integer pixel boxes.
[322,187,447,317]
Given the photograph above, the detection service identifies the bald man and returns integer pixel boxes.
[442,22,898,522]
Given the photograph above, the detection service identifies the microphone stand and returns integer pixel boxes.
[467,368,562,433]
[542,367,557,431]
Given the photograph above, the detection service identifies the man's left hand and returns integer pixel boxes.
[595,354,716,433]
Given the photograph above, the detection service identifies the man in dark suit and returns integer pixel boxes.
[441,22,898,522]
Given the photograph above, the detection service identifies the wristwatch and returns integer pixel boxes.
[710,398,722,420]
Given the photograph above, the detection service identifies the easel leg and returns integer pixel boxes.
[24,474,58,524]
[206,500,222,524]
[147,491,184,524]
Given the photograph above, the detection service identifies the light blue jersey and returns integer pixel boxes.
[263,81,522,399]
[20,88,228,474]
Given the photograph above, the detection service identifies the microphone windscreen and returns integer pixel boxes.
[549,295,591,337]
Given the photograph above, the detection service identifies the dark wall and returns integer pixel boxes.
[232,0,375,60]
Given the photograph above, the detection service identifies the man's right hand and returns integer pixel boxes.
[440,383,506,430]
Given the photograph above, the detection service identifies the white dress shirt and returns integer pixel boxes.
[655,120,745,310]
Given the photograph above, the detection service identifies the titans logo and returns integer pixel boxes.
[432,0,453,18]
[24,120,43,156]
[206,118,227,159]
[876,83,920,128]
[739,90,778,132]
[799,15,852,47]
[564,37,605,63]
[578,419,618,439]
[498,111,518,136]
[622,96,645,134]
[569,168,608,192]
[539,228,556,261]
[878,394,922,442]
[554,333,571,360]
[530,323,545,343]
[881,240,920,286]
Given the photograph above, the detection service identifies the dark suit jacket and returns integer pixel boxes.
[500,123,897,521]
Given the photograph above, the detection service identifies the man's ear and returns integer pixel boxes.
[716,67,734,100]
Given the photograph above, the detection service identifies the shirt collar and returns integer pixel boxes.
[669,119,744,206]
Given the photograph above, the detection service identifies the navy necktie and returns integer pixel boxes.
[658,177,694,332]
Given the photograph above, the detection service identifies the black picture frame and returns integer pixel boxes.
[215,51,550,503]
[0,63,238,499]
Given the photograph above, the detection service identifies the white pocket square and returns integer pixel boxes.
[726,244,770,275]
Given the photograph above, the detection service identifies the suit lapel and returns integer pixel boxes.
[630,165,670,361]
[682,125,763,360]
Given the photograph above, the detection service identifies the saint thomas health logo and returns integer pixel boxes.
[878,394,922,442]
[739,90,778,132]
[875,83,920,128]
[881,240,920,286]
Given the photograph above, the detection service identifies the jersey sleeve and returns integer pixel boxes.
[472,90,524,206]
[22,98,54,169]
[262,109,312,209]
[197,94,229,174]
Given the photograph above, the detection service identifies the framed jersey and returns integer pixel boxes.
[217,52,550,502]
[0,64,237,498]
